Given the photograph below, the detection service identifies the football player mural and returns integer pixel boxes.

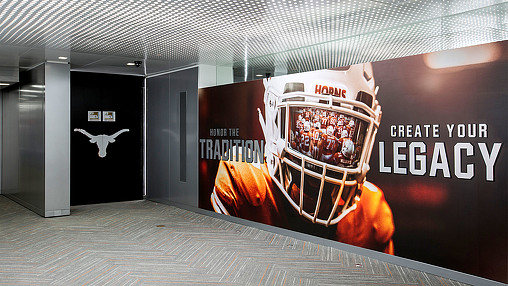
[199,41,508,283]
[208,64,395,254]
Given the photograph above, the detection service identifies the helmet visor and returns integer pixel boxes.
[287,106,369,169]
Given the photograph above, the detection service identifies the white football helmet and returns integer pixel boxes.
[258,63,381,226]
[341,138,355,157]
[327,126,335,137]
[303,121,311,132]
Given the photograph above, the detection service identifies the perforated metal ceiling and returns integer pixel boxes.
[0,0,506,76]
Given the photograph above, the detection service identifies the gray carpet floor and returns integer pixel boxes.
[0,195,470,285]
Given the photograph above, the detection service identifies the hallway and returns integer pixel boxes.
[0,196,468,285]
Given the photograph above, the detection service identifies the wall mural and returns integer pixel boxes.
[198,41,507,283]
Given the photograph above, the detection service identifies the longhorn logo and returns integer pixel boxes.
[74,128,129,158]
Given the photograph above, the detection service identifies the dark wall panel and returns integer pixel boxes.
[146,75,170,202]
[168,67,198,206]
[145,67,198,206]
[71,72,143,205]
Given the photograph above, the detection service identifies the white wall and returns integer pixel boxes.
[198,64,233,88]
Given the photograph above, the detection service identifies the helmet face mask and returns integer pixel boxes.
[259,63,381,226]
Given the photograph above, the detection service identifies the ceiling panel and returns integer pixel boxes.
[0,0,505,78]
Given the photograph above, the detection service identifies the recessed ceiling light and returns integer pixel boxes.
[58,56,68,60]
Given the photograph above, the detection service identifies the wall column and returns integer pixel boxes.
[44,62,70,216]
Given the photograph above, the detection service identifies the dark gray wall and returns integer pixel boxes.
[146,74,170,202]
[146,67,199,206]
[169,67,199,206]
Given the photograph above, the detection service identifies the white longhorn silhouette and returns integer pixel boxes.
[74,128,129,158]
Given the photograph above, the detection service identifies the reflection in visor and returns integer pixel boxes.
[288,106,368,169]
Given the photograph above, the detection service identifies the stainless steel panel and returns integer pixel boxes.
[146,74,170,202]
[0,66,19,83]
[2,63,70,217]
[0,90,2,194]
[17,65,45,215]
[1,85,19,195]
[44,63,70,216]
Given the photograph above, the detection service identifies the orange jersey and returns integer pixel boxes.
[321,134,339,156]
[310,128,322,145]
[320,116,328,127]
[329,116,338,127]
[213,159,395,254]
[299,132,311,153]
[335,125,345,138]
